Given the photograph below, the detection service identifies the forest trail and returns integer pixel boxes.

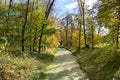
[45,48,89,80]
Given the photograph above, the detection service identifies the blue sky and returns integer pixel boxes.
[11,0,97,19]
[54,0,77,19]
[54,0,97,19]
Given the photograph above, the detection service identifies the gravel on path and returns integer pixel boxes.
[45,48,89,80]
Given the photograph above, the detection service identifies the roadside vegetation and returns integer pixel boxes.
[59,0,120,80]
[77,48,120,80]
[0,49,54,80]
[0,0,119,80]
[0,0,58,80]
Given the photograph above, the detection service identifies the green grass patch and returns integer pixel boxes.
[0,49,54,80]
[77,48,120,80]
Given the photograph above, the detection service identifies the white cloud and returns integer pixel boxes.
[86,0,97,8]
[86,0,97,5]
[66,1,78,10]
[57,0,67,3]
[65,0,97,10]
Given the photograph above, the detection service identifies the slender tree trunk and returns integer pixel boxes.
[82,1,87,47]
[7,0,12,22]
[77,0,83,51]
[6,0,12,34]
[38,24,45,53]
[65,27,68,47]
[91,25,94,49]
[38,0,55,53]
[5,0,7,7]
[33,28,37,52]
[78,22,81,52]
[29,1,34,52]
[116,16,120,49]
[65,18,68,47]
[70,29,72,46]
[116,2,120,49]
[116,25,119,49]
[70,19,74,47]
[60,29,63,46]
[21,0,30,52]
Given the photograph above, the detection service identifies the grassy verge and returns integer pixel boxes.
[76,48,120,80]
[0,49,54,80]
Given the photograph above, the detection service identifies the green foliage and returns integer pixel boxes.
[43,28,57,36]
[77,48,120,80]
[0,48,54,80]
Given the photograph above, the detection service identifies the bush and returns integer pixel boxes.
[0,49,54,80]
[77,48,120,80]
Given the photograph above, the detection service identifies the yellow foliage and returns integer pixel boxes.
[72,30,84,49]
[46,35,60,48]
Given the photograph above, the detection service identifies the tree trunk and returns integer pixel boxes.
[83,1,87,47]
[91,25,94,49]
[21,0,30,52]
[116,2,120,49]
[38,0,55,53]
[33,28,37,52]
[29,1,34,52]
[116,25,119,49]
[65,27,68,47]
[116,17,120,49]
[6,0,12,35]
[7,0,12,22]
[65,18,68,47]
[5,0,7,7]
[70,29,72,46]
[38,24,45,53]
[70,19,74,47]
[78,22,81,52]
[60,29,63,46]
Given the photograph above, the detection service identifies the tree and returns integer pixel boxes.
[29,1,34,52]
[96,0,120,49]
[78,18,82,52]
[21,0,30,52]
[7,0,12,22]
[77,0,83,52]
[4,0,12,36]
[38,0,55,53]
[77,0,87,48]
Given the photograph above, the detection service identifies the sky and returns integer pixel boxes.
[54,0,97,19]
[10,0,97,19]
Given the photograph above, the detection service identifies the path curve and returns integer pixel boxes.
[45,48,89,80]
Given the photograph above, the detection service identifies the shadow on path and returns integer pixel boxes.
[45,48,89,80]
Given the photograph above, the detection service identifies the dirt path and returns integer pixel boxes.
[45,48,89,80]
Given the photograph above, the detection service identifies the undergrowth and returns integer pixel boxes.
[76,48,120,80]
[0,49,54,80]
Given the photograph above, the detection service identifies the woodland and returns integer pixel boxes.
[0,0,120,80]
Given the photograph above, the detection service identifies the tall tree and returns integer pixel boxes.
[38,0,55,53]
[65,16,69,47]
[82,0,87,48]
[6,0,12,33]
[7,0,12,22]
[21,0,30,52]
[78,19,82,52]
[96,0,120,49]
[77,0,87,48]
[69,14,75,47]
[29,1,34,52]
[77,0,84,51]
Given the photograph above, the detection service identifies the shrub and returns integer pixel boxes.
[77,48,120,80]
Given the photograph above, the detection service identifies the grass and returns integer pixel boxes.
[76,48,120,80]
[0,48,54,80]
